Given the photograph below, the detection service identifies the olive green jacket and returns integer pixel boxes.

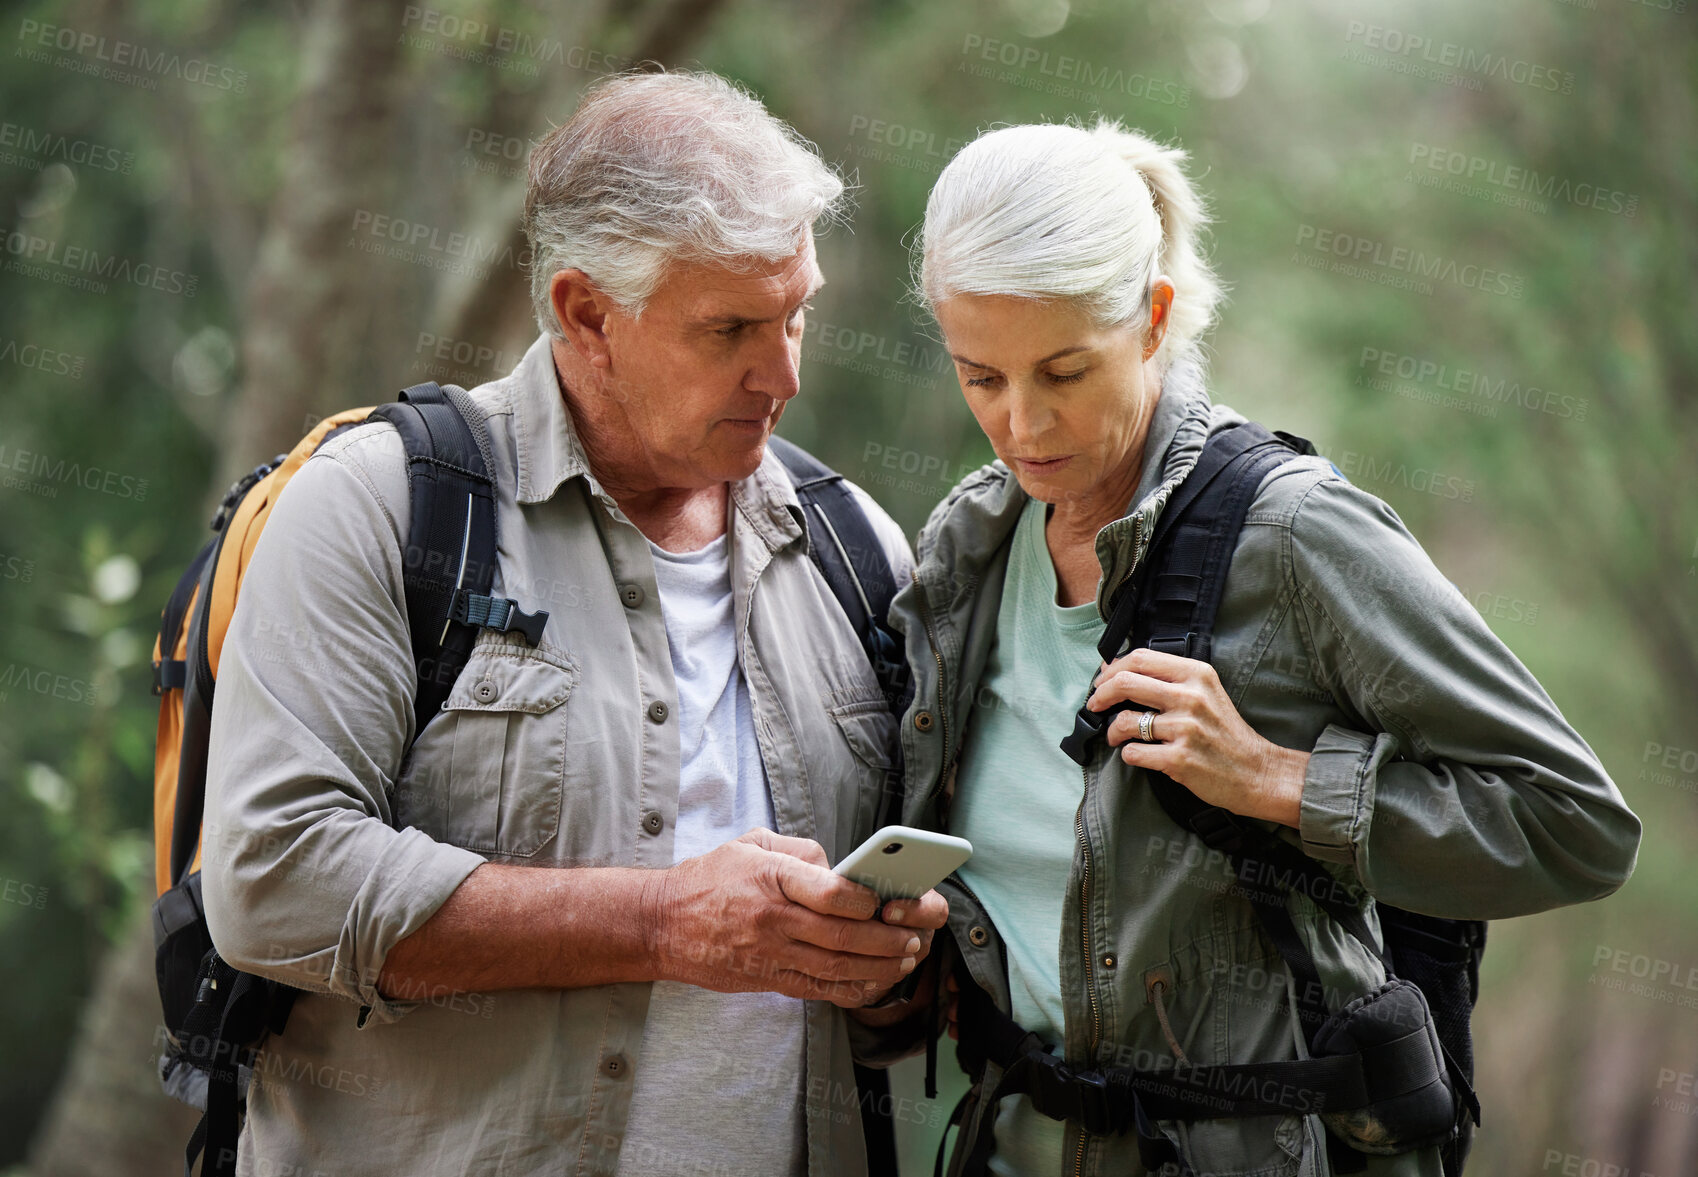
[883,357,1640,1177]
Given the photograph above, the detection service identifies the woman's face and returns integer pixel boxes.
[935,288,1170,510]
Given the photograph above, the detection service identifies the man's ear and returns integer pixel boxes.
[550,269,614,370]
[1143,276,1176,362]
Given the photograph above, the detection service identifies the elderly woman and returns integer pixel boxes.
[881,122,1640,1177]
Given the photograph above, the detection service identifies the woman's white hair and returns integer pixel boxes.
[525,70,848,335]
[916,119,1223,372]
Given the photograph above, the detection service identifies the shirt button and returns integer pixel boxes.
[913,710,935,733]
[1101,954,1117,970]
[968,925,989,948]
[472,680,498,704]
[619,584,645,609]
[641,810,665,836]
[647,700,669,724]
[601,1053,629,1079]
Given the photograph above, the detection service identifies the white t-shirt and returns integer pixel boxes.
[616,529,807,1177]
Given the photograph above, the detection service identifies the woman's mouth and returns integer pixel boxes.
[1012,454,1074,475]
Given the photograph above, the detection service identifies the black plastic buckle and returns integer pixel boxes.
[1026,1053,1120,1137]
[1060,700,1142,767]
[452,590,549,647]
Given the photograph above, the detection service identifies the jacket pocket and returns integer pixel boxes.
[830,697,899,772]
[1156,928,1312,1177]
[399,639,578,858]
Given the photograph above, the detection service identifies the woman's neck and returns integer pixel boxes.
[1043,450,1144,608]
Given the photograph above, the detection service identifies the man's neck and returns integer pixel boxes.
[553,354,729,552]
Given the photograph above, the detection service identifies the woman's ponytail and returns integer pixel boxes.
[1089,121,1223,365]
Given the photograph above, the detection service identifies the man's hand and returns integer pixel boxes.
[642,828,943,1009]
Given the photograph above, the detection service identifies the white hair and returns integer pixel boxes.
[525,70,848,335]
[916,119,1223,372]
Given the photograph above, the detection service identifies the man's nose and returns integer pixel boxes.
[746,332,802,402]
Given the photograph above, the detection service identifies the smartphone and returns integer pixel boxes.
[833,825,973,901]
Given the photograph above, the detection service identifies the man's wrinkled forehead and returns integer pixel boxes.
[672,236,825,324]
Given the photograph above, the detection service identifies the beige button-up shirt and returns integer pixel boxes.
[201,334,911,1176]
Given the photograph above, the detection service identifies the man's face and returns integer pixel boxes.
[593,237,822,489]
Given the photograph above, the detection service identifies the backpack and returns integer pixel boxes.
[946,422,1485,1177]
[149,385,909,1177]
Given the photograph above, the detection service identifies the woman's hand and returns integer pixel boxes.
[1088,648,1308,828]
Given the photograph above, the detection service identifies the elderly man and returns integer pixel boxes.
[202,71,943,1177]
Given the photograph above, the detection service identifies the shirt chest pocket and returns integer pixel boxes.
[398,641,579,858]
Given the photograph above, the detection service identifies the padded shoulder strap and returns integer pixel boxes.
[767,435,911,719]
[369,384,501,729]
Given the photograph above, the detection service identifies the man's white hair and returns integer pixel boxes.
[916,119,1224,373]
[525,70,848,335]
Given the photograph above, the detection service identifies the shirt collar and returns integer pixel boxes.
[510,333,600,507]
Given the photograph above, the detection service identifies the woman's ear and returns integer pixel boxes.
[549,268,614,370]
[1144,276,1176,362]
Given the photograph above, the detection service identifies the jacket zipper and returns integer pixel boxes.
[1072,514,1142,1177]
[1072,764,1099,1177]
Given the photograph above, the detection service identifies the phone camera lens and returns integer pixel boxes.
[882,842,903,855]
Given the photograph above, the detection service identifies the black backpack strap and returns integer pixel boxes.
[768,435,914,726]
[1060,422,1296,766]
[369,383,548,728]
[766,435,911,1177]
[947,965,1375,1177]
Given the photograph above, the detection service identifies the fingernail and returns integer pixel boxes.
[901,956,916,974]
[905,936,921,954]
[885,905,906,922]
[864,981,880,993]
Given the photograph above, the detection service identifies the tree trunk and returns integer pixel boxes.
[26,897,200,1176]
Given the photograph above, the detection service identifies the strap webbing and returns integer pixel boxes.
[369,383,500,725]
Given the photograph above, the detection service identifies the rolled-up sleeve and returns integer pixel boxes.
[1286,475,1640,918]
[200,430,485,1026]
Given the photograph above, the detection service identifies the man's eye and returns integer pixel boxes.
[717,323,746,338]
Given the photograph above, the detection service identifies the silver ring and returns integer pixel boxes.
[1138,710,1157,743]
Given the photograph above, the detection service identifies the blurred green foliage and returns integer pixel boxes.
[1,0,1692,1169]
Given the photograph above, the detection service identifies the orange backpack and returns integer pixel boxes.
[148,382,548,1177]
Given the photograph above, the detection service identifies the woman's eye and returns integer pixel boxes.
[965,375,997,388]
[1049,369,1088,384]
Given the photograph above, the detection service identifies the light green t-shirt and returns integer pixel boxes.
[952,497,1106,1177]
